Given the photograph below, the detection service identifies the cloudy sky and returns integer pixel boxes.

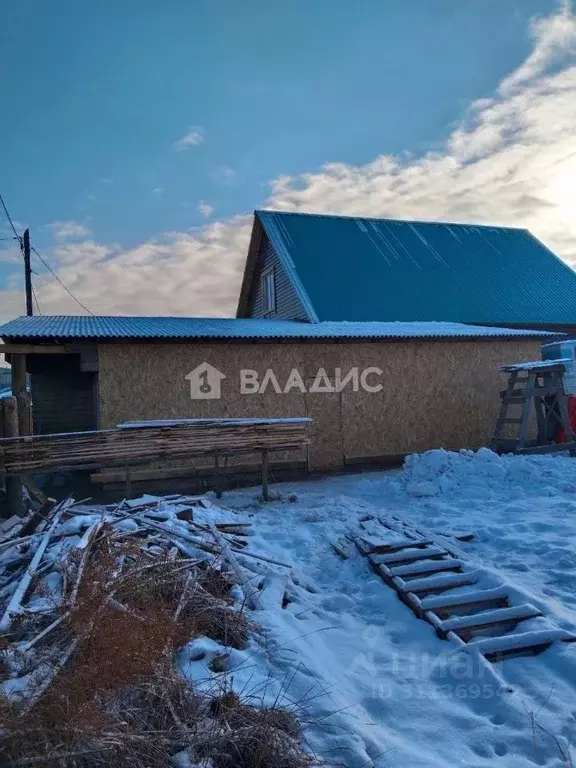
[1,0,575,323]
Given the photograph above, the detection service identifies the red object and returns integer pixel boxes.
[557,395,576,442]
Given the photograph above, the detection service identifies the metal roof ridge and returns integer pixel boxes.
[255,209,529,232]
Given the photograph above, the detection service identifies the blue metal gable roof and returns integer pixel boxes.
[256,210,576,325]
[0,316,554,341]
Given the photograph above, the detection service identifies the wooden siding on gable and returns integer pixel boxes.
[246,235,310,321]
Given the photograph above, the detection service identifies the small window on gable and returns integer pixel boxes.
[262,269,276,314]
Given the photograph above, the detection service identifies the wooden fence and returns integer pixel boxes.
[0,417,311,507]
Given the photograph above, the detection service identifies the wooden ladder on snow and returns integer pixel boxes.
[490,360,576,455]
[354,515,576,676]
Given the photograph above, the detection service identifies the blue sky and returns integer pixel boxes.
[1,0,574,320]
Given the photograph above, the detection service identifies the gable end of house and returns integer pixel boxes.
[236,214,315,321]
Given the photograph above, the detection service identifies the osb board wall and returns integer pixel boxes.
[97,339,541,470]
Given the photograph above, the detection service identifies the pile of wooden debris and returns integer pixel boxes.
[0,494,314,768]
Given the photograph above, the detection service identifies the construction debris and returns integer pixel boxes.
[0,492,315,768]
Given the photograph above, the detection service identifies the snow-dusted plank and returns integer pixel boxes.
[419,586,509,613]
[359,535,433,555]
[401,569,480,596]
[440,603,541,632]
[501,359,567,372]
[470,629,576,657]
[389,558,463,578]
[0,501,70,633]
[374,545,447,565]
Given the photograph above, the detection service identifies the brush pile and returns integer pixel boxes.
[0,493,314,768]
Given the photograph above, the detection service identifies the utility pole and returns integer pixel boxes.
[23,228,33,316]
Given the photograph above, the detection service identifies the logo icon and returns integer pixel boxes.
[185,362,226,400]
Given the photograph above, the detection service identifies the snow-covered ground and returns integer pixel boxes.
[212,449,576,767]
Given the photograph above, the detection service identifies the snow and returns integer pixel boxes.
[207,448,576,766]
[6,449,576,765]
[501,359,568,371]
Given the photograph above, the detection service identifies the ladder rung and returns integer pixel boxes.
[472,629,576,662]
[374,546,447,566]
[389,558,463,578]
[497,417,524,424]
[401,570,479,597]
[360,537,432,555]
[439,604,541,640]
[420,587,509,617]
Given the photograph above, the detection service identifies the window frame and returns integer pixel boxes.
[261,268,276,314]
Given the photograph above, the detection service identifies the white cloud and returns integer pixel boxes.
[152,187,166,196]
[198,200,214,219]
[0,219,250,322]
[50,220,91,241]
[173,127,205,151]
[1,7,576,324]
[267,9,576,266]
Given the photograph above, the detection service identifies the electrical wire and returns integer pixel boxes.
[1,190,92,315]
[31,246,93,315]
[0,192,22,244]
[31,284,42,315]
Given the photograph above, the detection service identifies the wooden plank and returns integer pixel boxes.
[375,546,447,566]
[438,604,542,641]
[401,570,480,597]
[358,537,433,555]
[483,642,552,662]
[420,588,509,618]
[0,343,73,355]
[0,419,311,474]
[90,459,308,484]
[389,558,463,579]
[262,449,269,501]
[517,441,576,455]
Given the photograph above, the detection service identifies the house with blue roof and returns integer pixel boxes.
[238,211,576,333]
[0,210,566,482]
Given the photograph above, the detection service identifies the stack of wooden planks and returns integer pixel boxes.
[0,418,311,475]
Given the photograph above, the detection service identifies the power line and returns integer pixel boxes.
[0,192,22,244]
[1,190,94,316]
[31,284,42,315]
[31,246,94,315]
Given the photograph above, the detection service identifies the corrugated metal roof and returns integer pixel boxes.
[0,315,555,341]
[256,210,576,325]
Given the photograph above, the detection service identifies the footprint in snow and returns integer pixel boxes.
[505,560,530,573]
[321,594,355,613]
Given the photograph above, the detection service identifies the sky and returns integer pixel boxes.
[1,0,575,323]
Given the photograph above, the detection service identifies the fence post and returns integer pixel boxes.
[3,396,23,518]
[261,450,269,502]
[16,391,32,437]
